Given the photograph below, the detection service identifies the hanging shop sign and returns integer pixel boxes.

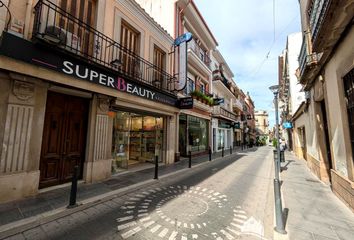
[0,32,178,106]
[174,32,193,46]
[232,122,241,129]
[219,119,232,128]
[175,32,192,91]
[178,97,193,109]
[283,122,293,129]
[213,98,224,105]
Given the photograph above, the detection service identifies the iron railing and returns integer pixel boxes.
[212,106,238,121]
[183,77,195,96]
[188,38,211,69]
[298,37,308,78]
[182,77,211,97]
[32,0,176,94]
[308,0,331,44]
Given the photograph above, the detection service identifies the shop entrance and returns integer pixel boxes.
[112,111,164,172]
[39,92,88,188]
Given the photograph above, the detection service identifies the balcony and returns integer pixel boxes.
[212,106,238,122]
[298,36,319,84]
[213,69,231,88]
[188,38,211,70]
[233,98,243,112]
[308,0,331,45]
[32,0,175,94]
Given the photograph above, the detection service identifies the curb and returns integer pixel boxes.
[0,151,241,239]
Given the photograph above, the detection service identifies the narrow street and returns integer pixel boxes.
[6,147,275,240]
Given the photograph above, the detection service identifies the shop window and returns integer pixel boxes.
[112,112,163,172]
[218,129,225,150]
[188,116,208,153]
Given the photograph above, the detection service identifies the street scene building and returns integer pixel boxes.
[0,0,353,239]
[279,0,354,210]
[0,0,251,202]
[0,0,181,202]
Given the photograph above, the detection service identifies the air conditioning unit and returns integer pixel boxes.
[43,26,81,53]
[61,28,81,53]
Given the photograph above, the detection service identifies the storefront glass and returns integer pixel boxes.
[218,129,225,150]
[188,116,208,153]
[112,111,163,173]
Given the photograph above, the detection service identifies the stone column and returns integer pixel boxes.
[0,73,47,202]
[84,94,113,183]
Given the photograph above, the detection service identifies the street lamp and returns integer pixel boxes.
[269,85,286,234]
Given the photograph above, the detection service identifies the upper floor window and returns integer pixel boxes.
[199,82,205,94]
[59,0,96,54]
[120,20,140,75]
[153,45,166,87]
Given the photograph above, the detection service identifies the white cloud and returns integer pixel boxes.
[194,0,301,125]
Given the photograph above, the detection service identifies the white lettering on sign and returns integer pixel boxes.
[60,60,173,104]
[63,61,74,74]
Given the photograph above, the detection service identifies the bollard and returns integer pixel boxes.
[154,155,158,179]
[274,178,287,233]
[208,146,212,161]
[188,151,192,168]
[222,147,224,157]
[230,145,232,155]
[68,165,79,208]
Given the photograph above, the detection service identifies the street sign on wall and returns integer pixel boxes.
[283,122,292,129]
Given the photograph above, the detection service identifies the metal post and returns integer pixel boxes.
[209,146,211,161]
[230,145,232,155]
[68,165,79,208]
[154,155,158,179]
[188,151,191,168]
[275,93,281,180]
[272,88,286,234]
[222,146,224,157]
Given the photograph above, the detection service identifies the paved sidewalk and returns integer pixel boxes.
[0,146,255,236]
[276,151,354,240]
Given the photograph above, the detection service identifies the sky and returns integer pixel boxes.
[194,0,301,126]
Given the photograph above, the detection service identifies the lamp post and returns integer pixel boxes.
[269,85,286,234]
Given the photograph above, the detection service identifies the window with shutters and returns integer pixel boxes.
[58,0,96,55]
[153,45,166,88]
[120,20,140,77]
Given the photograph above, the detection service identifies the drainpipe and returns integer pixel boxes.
[24,0,33,39]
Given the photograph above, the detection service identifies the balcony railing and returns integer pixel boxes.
[233,98,243,111]
[183,77,195,96]
[212,106,238,121]
[298,34,320,80]
[308,0,331,44]
[298,37,308,78]
[182,77,211,96]
[188,38,211,69]
[32,0,175,94]
[212,69,233,92]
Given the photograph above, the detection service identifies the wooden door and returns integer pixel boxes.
[40,92,88,188]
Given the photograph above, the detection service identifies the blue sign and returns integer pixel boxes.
[283,122,292,129]
[174,32,193,46]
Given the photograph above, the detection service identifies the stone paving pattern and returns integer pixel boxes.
[0,147,243,227]
[280,151,354,240]
[1,147,354,240]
